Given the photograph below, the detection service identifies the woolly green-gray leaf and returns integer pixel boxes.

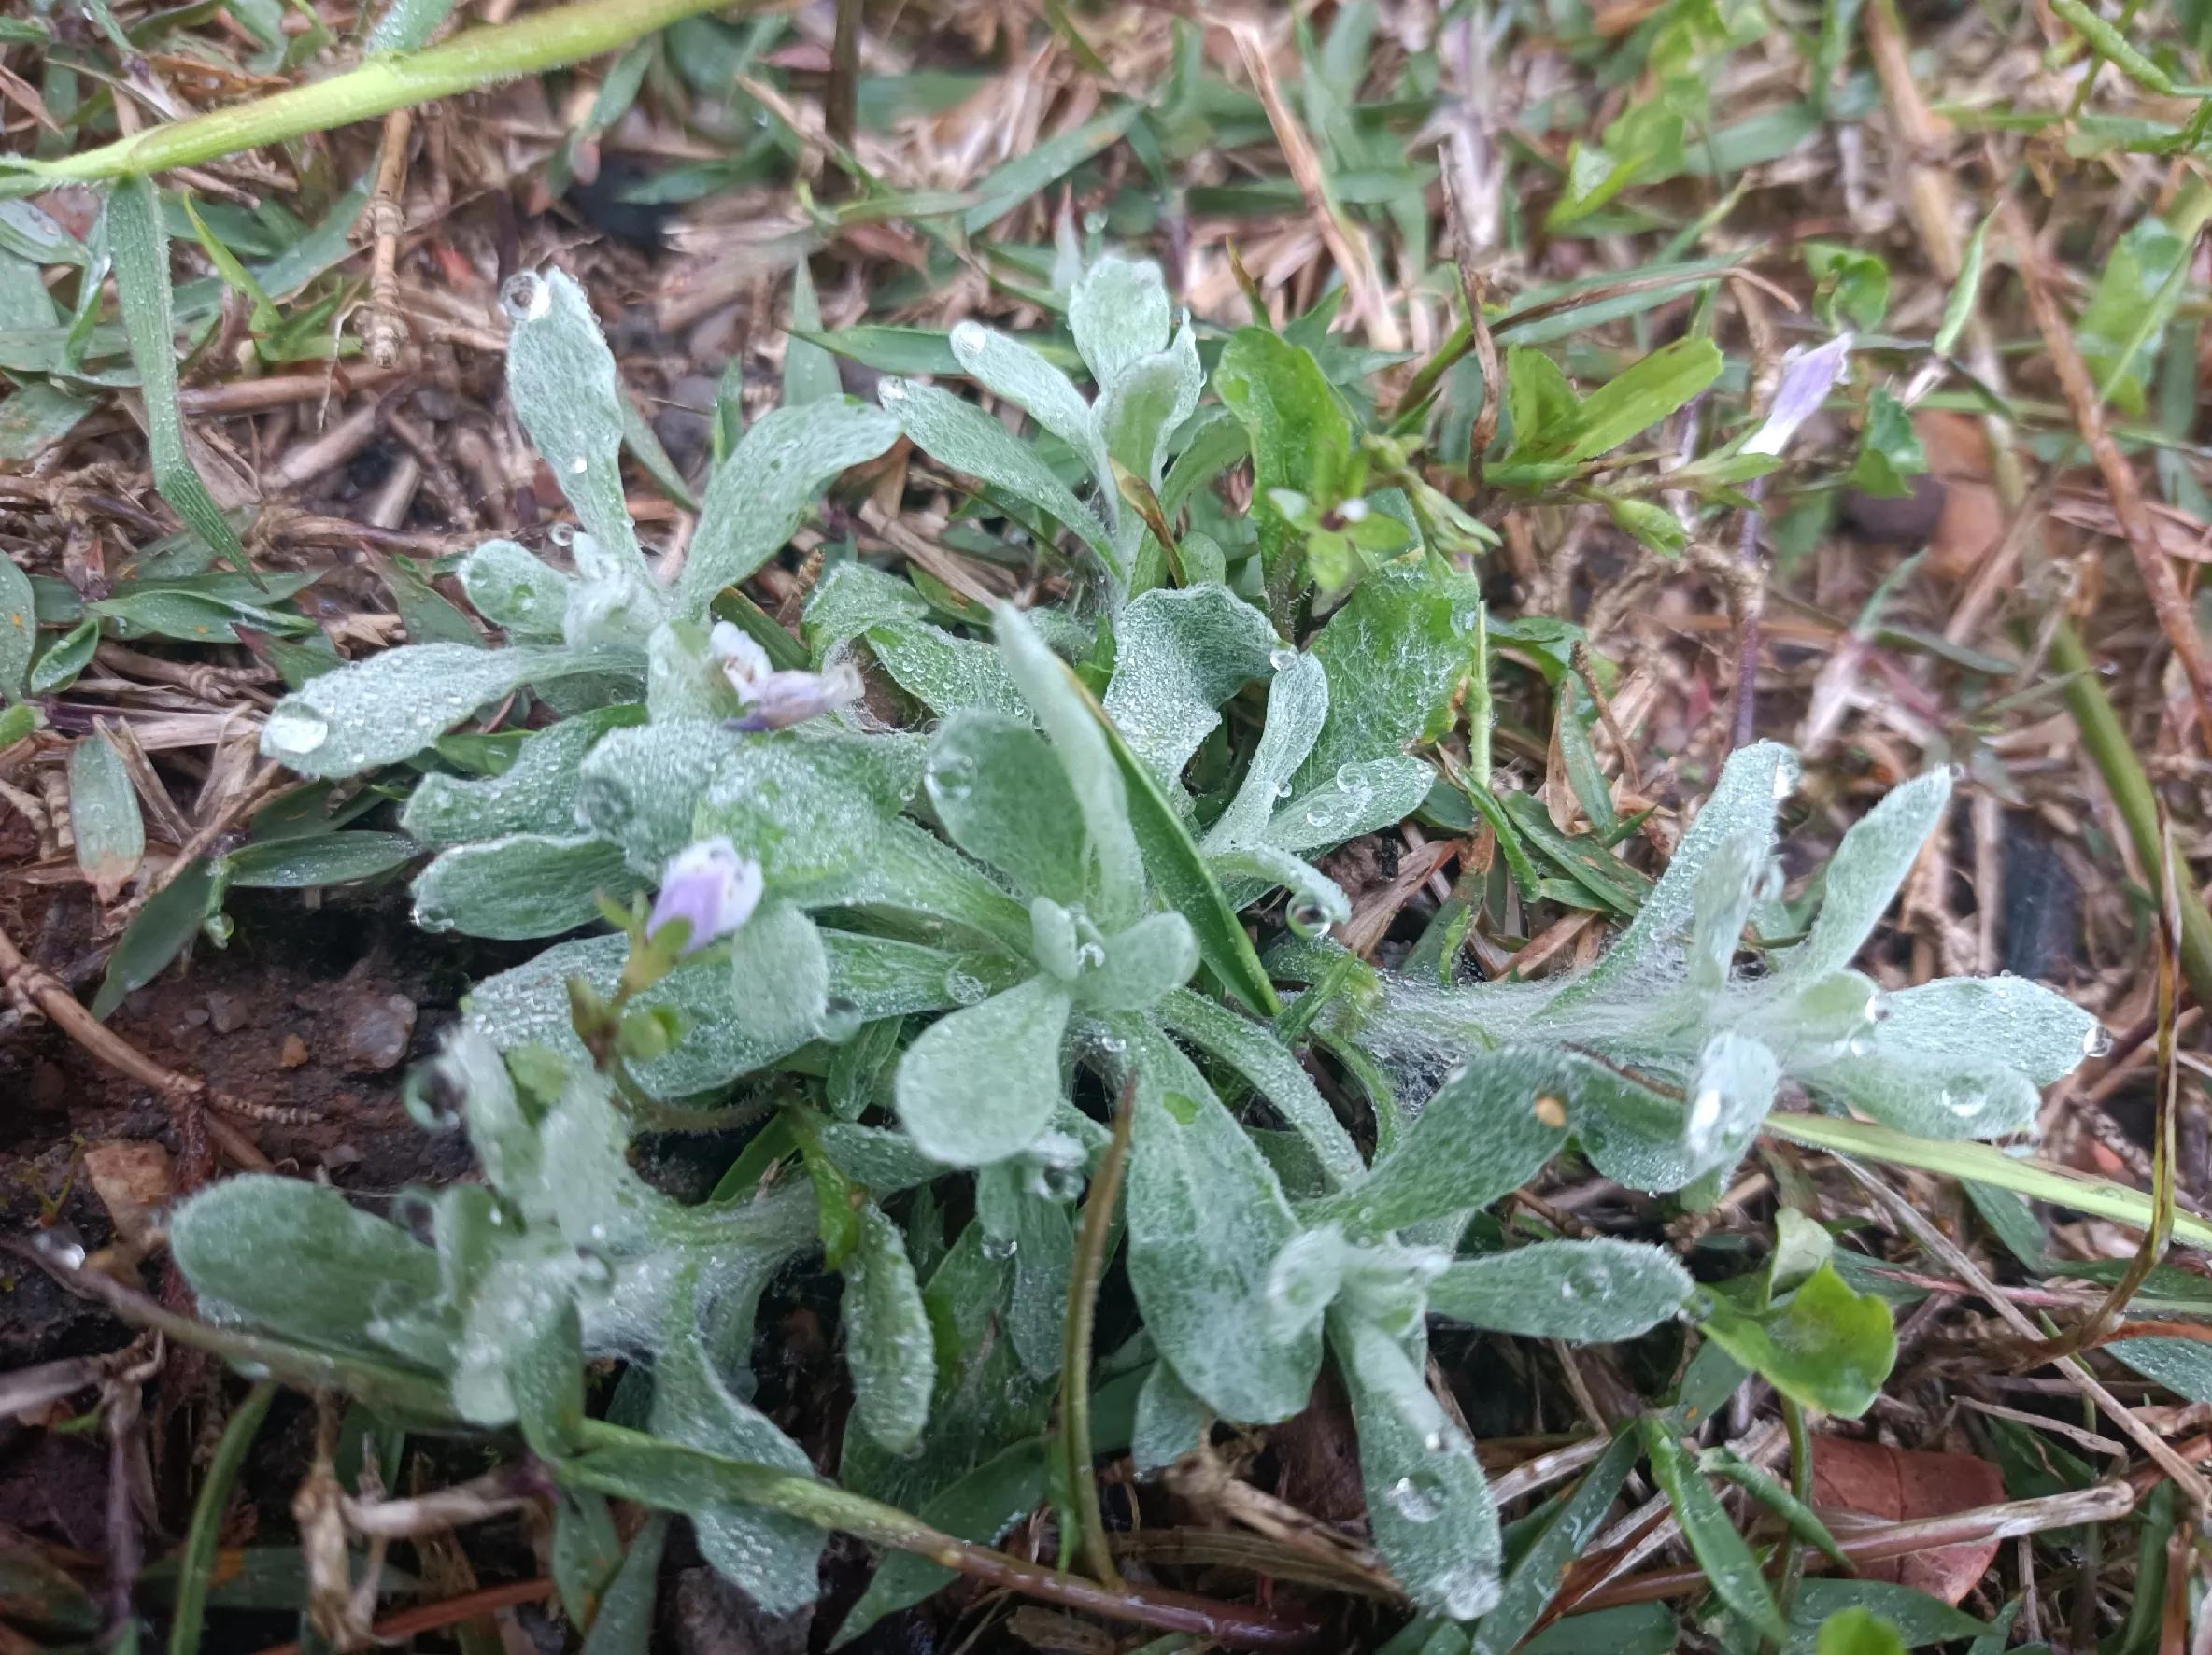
[726,899,830,1053]
[675,399,900,609]
[1072,912,1198,1011]
[262,643,627,780]
[886,380,1117,579]
[1332,1308,1500,1621]
[1430,1240,1692,1342]
[1132,1360,1212,1472]
[1156,988,1365,1190]
[997,603,1144,928]
[924,711,1086,902]
[1293,560,1485,793]
[896,975,1071,1166]
[1779,769,1950,982]
[1125,1072,1318,1424]
[460,539,573,638]
[843,1203,935,1454]
[412,832,643,941]
[404,706,645,844]
[1070,254,1173,391]
[1206,650,1329,850]
[1101,584,1280,782]
[503,268,646,573]
[949,318,1110,495]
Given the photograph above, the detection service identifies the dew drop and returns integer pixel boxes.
[499,271,552,322]
[1686,1086,1723,1144]
[2083,1023,2113,1058]
[1287,899,1329,939]
[1439,1563,1497,1620]
[262,705,330,756]
[929,752,976,803]
[945,970,986,1006]
[32,1229,85,1271]
[950,319,988,356]
[1269,645,1297,672]
[567,455,588,475]
[1386,1473,1445,1524]
[879,379,907,403]
[1770,764,1794,800]
[1074,941,1107,971]
[1339,497,1369,523]
[981,1234,1018,1261]
[548,523,575,548]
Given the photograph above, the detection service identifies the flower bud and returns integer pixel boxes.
[646,836,762,955]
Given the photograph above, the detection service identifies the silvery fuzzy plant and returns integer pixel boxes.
[165,255,2102,1639]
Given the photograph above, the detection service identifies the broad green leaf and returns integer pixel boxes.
[895,975,1071,1166]
[1332,1308,1499,1620]
[92,858,214,1020]
[1430,1239,1691,1342]
[1804,242,1891,332]
[1814,1606,1909,1655]
[1261,756,1436,856]
[1098,335,1200,488]
[578,1515,667,1655]
[781,259,841,407]
[832,1438,1048,1643]
[1069,252,1173,389]
[842,1202,935,1454]
[1505,346,1580,453]
[1558,337,1723,463]
[221,831,418,889]
[674,398,900,609]
[886,381,1117,579]
[650,1308,822,1615]
[796,324,1085,379]
[864,620,1024,716]
[924,712,1086,902]
[1214,328,1351,579]
[28,617,97,695]
[1470,1430,1640,1655]
[68,731,143,901]
[1637,1414,1785,1643]
[1786,1583,1984,1653]
[2077,213,2187,416]
[502,268,648,574]
[684,729,924,893]
[262,643,626,779]
[1072,912,1198,1011]
[997,603,1144,927]
[1521,1606,1678,1655]
[1847,390,1926,498]
[1007,1191,1073,1379]
[1576,1031,1779,1195]
[106,177,253,576]
[1124,1043,1318,1423]
[1293,560,1484,792]
[0,552,32,700]
[1693,1260,1896,1416]
[1101,584,1279,782]
[412,832,643,940]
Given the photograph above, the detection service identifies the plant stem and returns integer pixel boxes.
[170,1381,277,1655]
[9,0,748,186]
[564,1421,1322,1649]
[1768,1399,1811,1631]
[1062,1076,1137,1586]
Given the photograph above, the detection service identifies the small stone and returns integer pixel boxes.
[278,1034,310,1068]
[342,994,417,1073]
[206,992,249,1035]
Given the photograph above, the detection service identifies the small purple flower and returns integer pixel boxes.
[646,837,762,955]
[1742,332,1852,458]
[710,622,863,732]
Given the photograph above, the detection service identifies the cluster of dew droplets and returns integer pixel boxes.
[926,749,976,806]
[498,271,553,324]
